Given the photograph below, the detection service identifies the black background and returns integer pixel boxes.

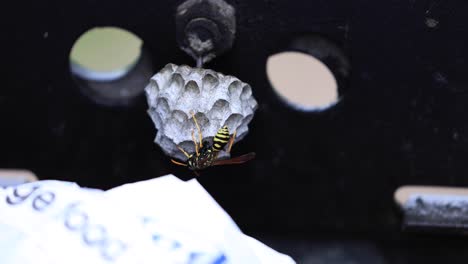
[3,0,468,262]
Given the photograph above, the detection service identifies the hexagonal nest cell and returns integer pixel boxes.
[145,63,258,161]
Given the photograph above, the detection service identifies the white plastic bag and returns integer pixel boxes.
[0,175,295,264]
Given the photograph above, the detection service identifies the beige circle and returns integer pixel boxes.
[0,169,38,186]
[266,51,339,111]
[70,27,143,80]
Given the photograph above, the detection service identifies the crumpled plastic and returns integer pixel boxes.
[0,174,295,264]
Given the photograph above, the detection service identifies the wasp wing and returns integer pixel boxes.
[212,152,256,166]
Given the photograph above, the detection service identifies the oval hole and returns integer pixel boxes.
[69,26,153,106]
[267,51,339,111]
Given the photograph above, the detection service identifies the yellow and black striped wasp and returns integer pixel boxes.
[170,112,255,175]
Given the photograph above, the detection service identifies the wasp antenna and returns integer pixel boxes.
[176,145,191,158]
[190,111,203,148]
[191,130,199,156]
[171,159,188,167]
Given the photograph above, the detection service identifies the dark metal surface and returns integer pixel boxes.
[3,0,468,262]
[262,236,468,264]
[72,49,153,106]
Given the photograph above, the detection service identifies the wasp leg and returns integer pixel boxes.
[227,130,237,153]
[193,170,201,177]
[191,130,199,156]
[190,111,203,148]
[171,159,188,166]
[176,145,191,159]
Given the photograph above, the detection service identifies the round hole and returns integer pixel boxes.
[70,27,142,81]
[267,34,350,112]
[0,169,38,187]
[267,51,339,111]
[69,27,153,106]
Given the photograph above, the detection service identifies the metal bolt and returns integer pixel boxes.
[176,0,236,67]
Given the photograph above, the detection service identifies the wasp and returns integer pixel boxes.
[170,112,255,174]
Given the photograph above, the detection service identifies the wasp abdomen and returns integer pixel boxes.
[213,126,230,151]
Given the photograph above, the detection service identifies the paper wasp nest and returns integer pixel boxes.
[145,64,258,161]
